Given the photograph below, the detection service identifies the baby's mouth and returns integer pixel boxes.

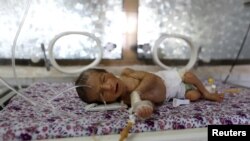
[115,83,118,94]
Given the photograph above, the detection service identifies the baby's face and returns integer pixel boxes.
[86,71,126,103]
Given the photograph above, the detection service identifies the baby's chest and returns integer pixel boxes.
[121,77,140,92]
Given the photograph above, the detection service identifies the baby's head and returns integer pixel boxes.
[75,68,107,103]
[75,68,126,104]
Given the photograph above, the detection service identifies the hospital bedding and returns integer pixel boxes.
[0,81,249,141]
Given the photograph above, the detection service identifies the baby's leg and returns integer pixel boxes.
[185,89,201,101]
[182,72,224,102]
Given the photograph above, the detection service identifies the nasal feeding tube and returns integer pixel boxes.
[1,0,109,124]
[3,0,102,113]
[1,0,103,120]
[0,77,90,117]
[0,75,83,107]
[48,85,90,103]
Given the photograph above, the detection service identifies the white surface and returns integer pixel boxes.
[38,127,207,141]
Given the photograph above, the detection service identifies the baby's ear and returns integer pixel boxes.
[75,78,78,84]
[75,76,81,85]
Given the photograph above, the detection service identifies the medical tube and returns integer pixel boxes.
[11,0,32,90]
[48,85,90,102]
[0,80,89,117]
[0,77,37,106]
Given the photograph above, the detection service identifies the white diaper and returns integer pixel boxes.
[154,69,186,101]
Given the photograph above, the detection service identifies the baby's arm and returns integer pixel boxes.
[121,68,164,119]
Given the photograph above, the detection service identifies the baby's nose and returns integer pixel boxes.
[101,83,112,90]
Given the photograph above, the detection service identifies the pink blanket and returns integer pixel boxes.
[0,82,249,141]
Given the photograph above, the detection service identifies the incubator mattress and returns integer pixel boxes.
[0,82,249,140]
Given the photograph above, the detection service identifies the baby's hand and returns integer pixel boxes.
[133,101,154,119]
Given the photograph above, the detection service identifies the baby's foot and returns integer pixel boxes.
[204,93,224,102]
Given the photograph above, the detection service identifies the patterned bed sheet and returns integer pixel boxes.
[0,81,249,141]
